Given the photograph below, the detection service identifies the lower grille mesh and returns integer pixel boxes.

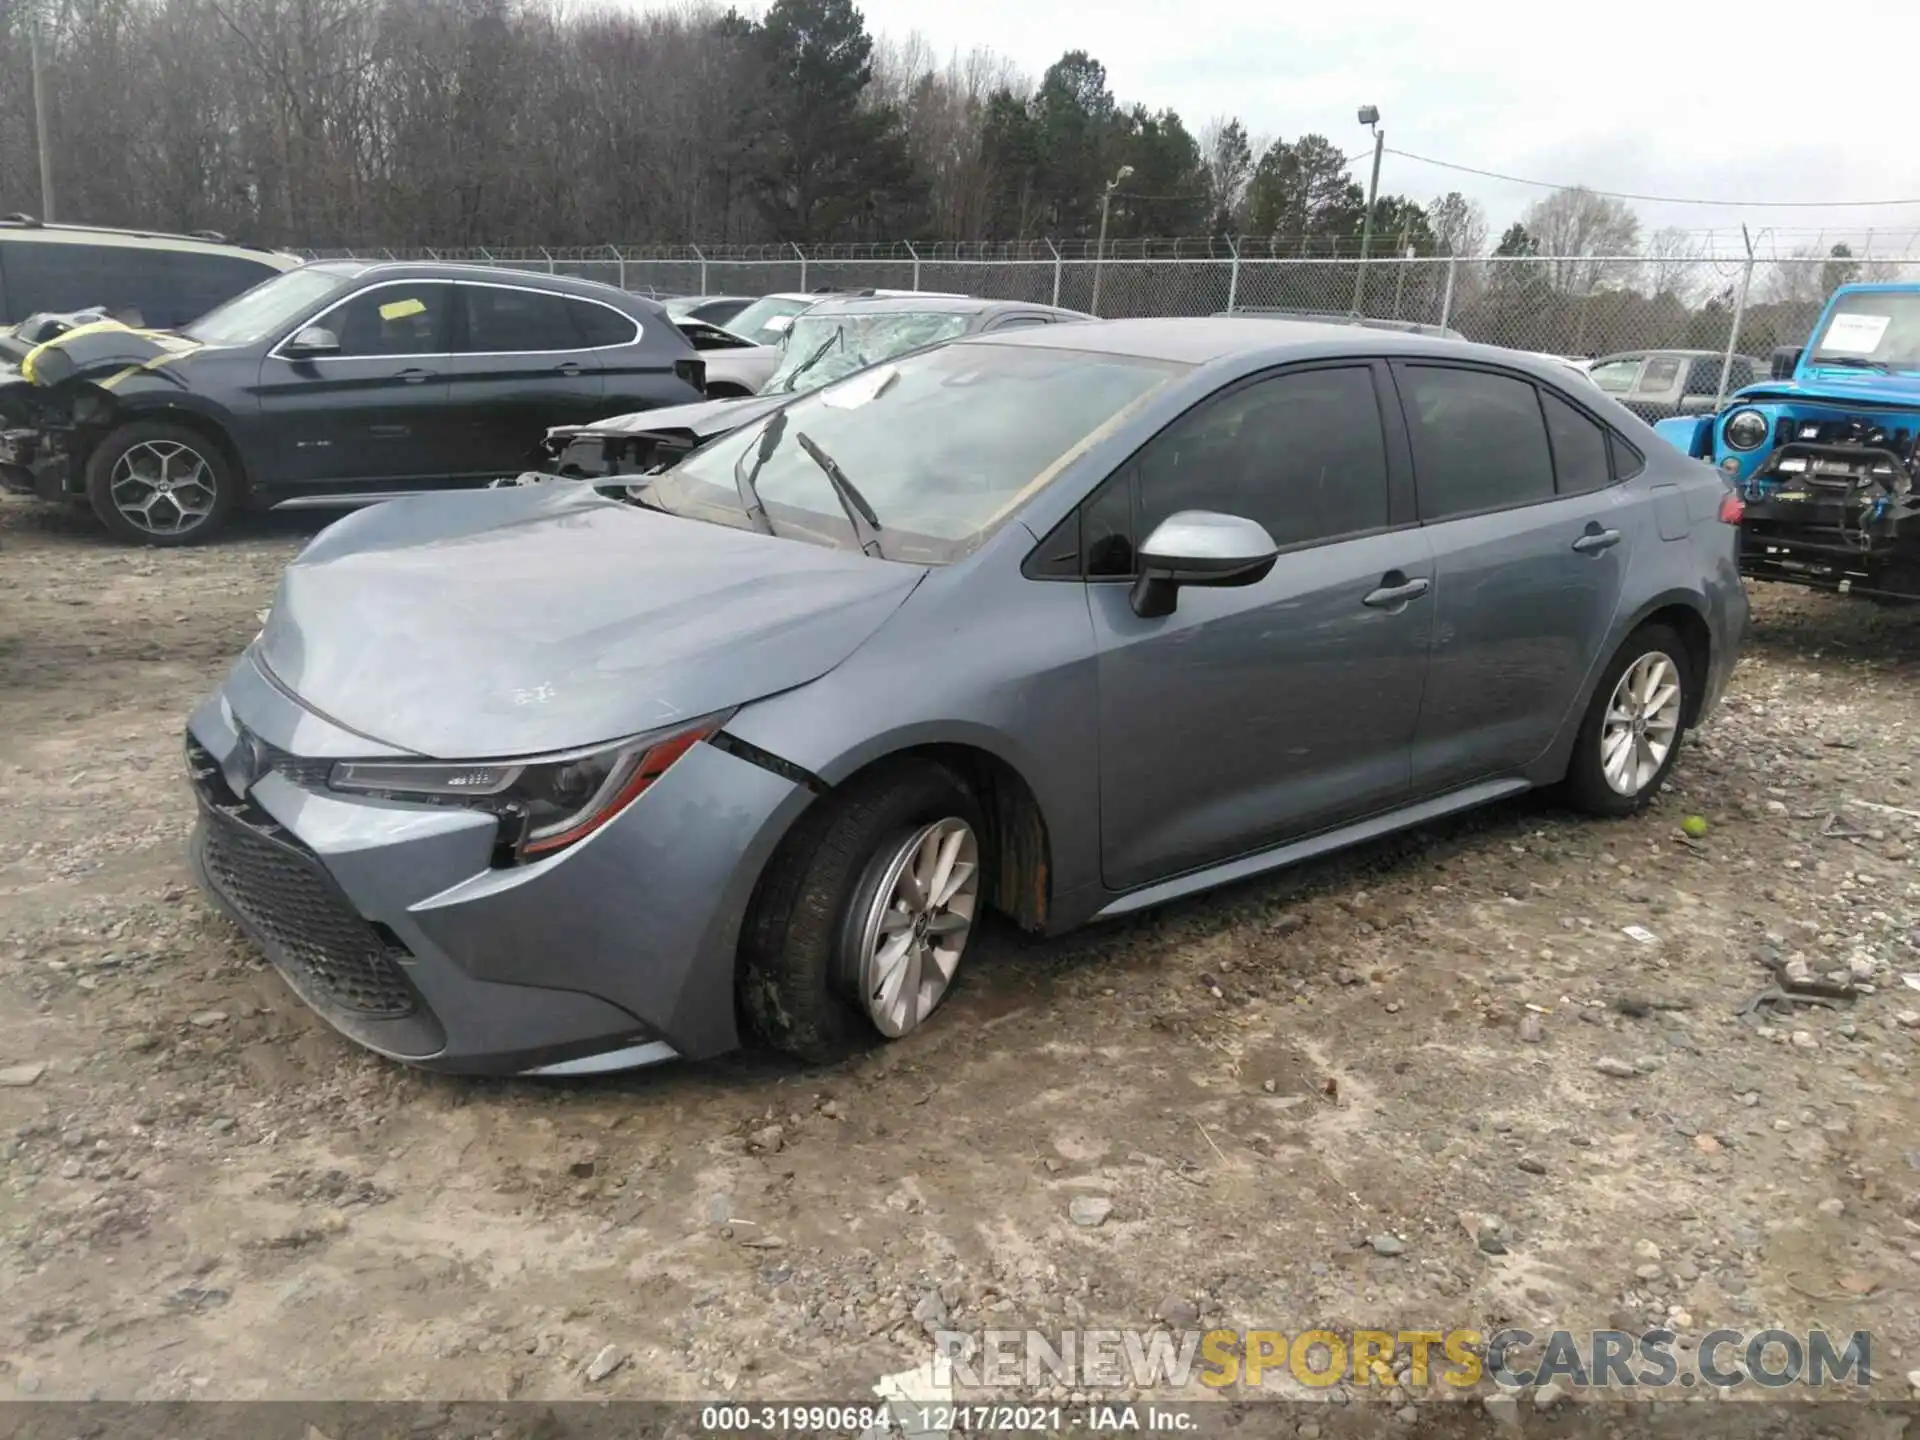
[188,736,417,1019]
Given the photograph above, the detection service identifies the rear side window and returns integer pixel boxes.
[1540,391,1613,495]
[1399,365,1555,521]
[0,238,275,327]
[460,286,582,352]
[569,298,638,347]
[1133,366,1390,557]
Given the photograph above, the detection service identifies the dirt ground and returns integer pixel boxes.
[3,494,1919,1417]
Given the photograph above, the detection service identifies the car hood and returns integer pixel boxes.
[1733,373,1920,410]
[550,391,789,444]
[255,481,925,757]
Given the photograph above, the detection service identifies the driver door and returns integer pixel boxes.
[1085,362,1433,892]
[253,281,456,488]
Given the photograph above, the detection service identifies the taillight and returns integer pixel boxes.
[1717,492,1745,525]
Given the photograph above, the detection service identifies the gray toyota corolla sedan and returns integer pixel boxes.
[184,318,1747,1077]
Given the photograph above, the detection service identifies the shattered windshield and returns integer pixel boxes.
[644,339,1185,564]
[766,311,970,395]
[1808,292,1920,373]
[183,268,356,347]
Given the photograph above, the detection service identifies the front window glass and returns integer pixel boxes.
[645,341,1186,564]
[764,311,970,395]
[183,268,356,346]
[1808,292,1920,373]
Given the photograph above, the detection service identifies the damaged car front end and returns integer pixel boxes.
[0,315,204,508]
[1655,283,1920,603]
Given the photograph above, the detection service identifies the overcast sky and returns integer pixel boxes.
[678,0,1920,255]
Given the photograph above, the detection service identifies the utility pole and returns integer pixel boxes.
[1090,164,1133,317]
[1350,106,1383,315]
[29,8,57,222]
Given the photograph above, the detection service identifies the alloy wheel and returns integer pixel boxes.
[109,440,218,537]
[1600,651,1682,796]
[854,817,980,1038]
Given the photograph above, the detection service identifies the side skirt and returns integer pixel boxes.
[1092,777,1531,921]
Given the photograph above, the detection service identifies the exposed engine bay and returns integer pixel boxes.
[0,311,198,500]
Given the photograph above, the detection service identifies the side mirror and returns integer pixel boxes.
[1770,345,1802,380]
[283,325,340,358]
[1130,510,1279,619]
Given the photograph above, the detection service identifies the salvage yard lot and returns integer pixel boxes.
[2,495,1919,1407]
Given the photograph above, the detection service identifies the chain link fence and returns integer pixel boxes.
[302,244,1920,378]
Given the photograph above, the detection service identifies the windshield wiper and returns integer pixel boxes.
[1811,354,1890,372]
[794,431,885,558]
[731,411,785,535]
[777,326,843,393]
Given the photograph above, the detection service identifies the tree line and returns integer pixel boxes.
[2,0,1563,257]
[0,0,1899,357]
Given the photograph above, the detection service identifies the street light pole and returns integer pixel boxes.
[29,10,57,222]
[1350,106,1383,315]
[1091,164,1133,317]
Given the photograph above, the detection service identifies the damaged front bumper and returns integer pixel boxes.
[0,425,79,500]
[1736,442,1920,600]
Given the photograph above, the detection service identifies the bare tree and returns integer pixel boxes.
[1521,186,1641,295]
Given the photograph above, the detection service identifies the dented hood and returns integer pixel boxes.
[550,391,788,444]
[255,481,925,758]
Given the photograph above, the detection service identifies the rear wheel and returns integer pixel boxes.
[740,760,987,1063]
[1560,623,1691,817]
[85,421,237,546]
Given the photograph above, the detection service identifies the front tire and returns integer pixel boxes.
[85,421,237,546]
[740,760,987,1063]
[1560,623,1691,817]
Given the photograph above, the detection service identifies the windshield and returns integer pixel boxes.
[765,311,971,394]
[1808,293,1920,373]
[183,268,355,347]
[724,295,815,346]
[643,340,1185,564]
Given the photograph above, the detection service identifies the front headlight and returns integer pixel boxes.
[328,712,731,861]
[1724,409,1769,451]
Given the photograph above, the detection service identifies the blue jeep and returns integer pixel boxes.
[1653,282,1920,602]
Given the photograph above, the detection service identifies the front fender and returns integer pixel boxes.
[1652,414,1713,459]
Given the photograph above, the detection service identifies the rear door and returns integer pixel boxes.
[1086,361,1433,891]
[1391,361,1635,795]
[438,282,611,479]
[253,280,456,488]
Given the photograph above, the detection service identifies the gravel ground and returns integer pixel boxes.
[3,494,1919,1414]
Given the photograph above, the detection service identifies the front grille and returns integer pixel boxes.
[187,735,417,1019]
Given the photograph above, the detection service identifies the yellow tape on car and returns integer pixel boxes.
[379,297,427,321]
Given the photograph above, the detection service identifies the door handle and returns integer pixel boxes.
[396,368,435,385]
[1572,527,1622,555]
[554,362,582,378]
[1362,575,1431,609]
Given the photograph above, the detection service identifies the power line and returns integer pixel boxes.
[1385,147,1920,210]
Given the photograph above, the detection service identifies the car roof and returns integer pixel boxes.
[962,315,1609,377]
[0,218,301,265]
[297,260,655,305]
[1593,348,1749,363]
[794,294,1088,320]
